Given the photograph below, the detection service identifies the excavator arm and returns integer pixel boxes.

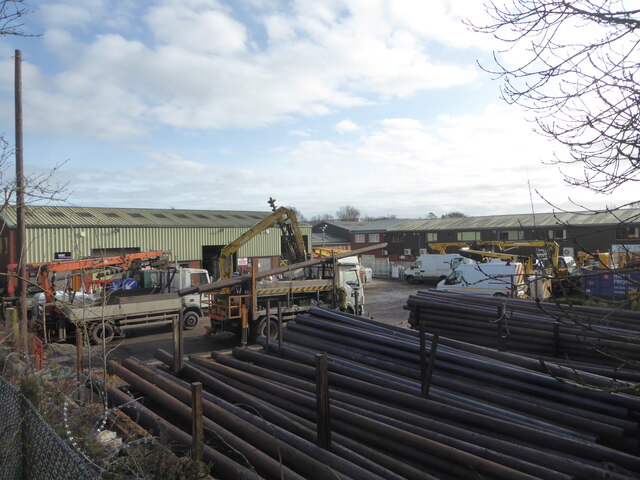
[218,199,307,280]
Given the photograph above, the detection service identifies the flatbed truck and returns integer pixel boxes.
[207,256,364,340]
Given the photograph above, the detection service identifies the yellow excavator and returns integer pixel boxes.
[218,197,307,280]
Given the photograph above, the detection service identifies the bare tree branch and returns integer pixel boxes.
[468,0,640,192]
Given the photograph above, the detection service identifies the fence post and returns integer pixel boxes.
[265,300,271,353]
[8,307,18,348]
[41,305,47,345]
[76,329,84,383]
[277,301,283,354]
[424,330,439,397]
[172,314,183,374]
[419,320,427,396]
[315,353,331,449]
[553,323,560,357]
[191,382,204,462]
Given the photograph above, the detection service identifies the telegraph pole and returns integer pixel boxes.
[15,49,28,355]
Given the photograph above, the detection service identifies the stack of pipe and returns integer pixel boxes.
[406,290,640,375]
[106,306,640,479]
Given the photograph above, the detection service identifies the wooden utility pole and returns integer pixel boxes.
[15,49,28,355]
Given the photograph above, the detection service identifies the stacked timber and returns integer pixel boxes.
[107,307,640,479]
[406,289,640,378]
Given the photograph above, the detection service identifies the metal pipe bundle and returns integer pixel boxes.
[406,290,640,373]
[105,302,640,479]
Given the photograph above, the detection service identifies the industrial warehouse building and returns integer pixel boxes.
[3,205,639,281]
[0,205,312,281]
[326,209,640,277]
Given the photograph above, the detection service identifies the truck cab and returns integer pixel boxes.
[336,256,364,314]
[130,267,211,329]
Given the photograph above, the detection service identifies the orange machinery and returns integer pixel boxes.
[6,250,169,303]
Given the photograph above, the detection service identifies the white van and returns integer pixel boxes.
[404,254,475,284]
[436,262,527,297]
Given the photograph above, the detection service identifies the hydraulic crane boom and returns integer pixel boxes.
[217,198,307,280]
[6,250,169,301]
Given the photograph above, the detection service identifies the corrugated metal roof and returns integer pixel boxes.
[352,219,410,232]
[0,205,278,229]
[312,232,348,246]
[390,209,640,231]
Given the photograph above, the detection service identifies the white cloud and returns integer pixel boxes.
[39,0,104,29]
[48,104,637,218]
[289,129,312,137]
[7,0,481,139]
[335,120,359,133]
[144,3,247,55]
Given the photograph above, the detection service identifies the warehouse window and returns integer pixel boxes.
[616,227,638,239]
[457,231,481,241]
[129,213,145,218]
[547,228,567,240]
[354,234,365,243]
[499,230,524,240]
[173,213,189,218]
[104,213,120,218]
[215,214,228,219]
[233,215,244,219]
[426,232,437,242]
[194,214,208,219]
[153,213,168,218]
[50,211,67,218]
[369,233,380,242]
[388,233,403,243]
[77,212,94,217]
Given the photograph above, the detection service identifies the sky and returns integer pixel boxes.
[0,0,637,220]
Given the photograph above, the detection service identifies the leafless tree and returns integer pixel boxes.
[336,205,360,221]
[468,1,640,193]
[0,137,69,218]
[441,211,466,219]
[310,213,335,222]
[1,0,34,37]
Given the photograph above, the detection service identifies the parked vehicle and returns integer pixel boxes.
[404,254,475,283]
[10,250,212,343]
[52,265,211,343]
[207,255,365,341]
[437,262,528,298]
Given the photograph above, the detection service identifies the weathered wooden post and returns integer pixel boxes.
[315,353,331,449]
[191,382,204,462]
[172,313,183,374]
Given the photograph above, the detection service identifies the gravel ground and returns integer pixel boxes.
[361,278,424,327]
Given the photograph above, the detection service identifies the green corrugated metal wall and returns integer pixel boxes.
[24,226,311,264]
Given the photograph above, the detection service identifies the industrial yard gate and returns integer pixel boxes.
[360,255,390,278]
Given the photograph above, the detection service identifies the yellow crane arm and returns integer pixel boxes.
[426,242,470,254]
[218,206,307,280]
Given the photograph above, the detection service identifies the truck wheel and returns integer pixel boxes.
[91,322,115,344]
[183,310,200,330]
[251,317,279,342]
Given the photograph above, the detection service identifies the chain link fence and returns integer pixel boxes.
[0,374,98,480]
